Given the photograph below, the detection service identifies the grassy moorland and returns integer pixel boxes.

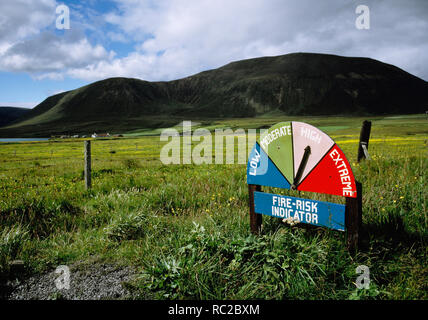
[0,114,427,299]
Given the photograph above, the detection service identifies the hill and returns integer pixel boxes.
[0,107,30,128]
[1,52,427,137]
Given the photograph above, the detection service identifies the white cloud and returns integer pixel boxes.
[0,0,56,43]
[0,0,427,82]
[107,31,129,43]
[0,0,114,77]
[70,0,428,81]
[0,101,39,109]
[0,32,114,73]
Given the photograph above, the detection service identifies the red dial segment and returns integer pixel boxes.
[297,144,357,198]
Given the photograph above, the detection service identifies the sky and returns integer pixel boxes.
[0,0,427,109]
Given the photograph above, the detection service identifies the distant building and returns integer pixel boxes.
[97,133,110,138]
[91,133,111,138]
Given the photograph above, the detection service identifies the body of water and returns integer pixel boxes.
[0,138,49,142]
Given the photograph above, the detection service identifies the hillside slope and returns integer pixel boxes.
[0,107,30,128]
[172,53,428,116]
[1,53,427,137]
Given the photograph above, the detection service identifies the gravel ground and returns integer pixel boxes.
[4,262,138,300]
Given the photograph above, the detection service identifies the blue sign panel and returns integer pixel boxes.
[254,191,345,231]
[247,142,291,189]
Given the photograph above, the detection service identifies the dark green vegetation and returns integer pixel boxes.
[0,107,30,128]
[1,53,427,137]
[0,115,427,299]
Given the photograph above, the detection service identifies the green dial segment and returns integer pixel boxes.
[258,122,294,184]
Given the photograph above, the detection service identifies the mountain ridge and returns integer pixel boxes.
[0,107,31,128]
[1,52,427,137]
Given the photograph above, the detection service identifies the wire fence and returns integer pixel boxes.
[0,134,426,175]
[0,135,257,180]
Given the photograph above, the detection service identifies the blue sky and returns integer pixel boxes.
[0,0,427,109]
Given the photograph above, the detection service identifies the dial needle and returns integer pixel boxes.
[292,145,311,189]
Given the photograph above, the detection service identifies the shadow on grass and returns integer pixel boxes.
[0,268,30,300]
[0,200,82,239]
[261,211,426,256]
[359,213,427,254]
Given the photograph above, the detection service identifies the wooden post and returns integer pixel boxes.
[357,120,372,162]
[249,184,262,234]
[84,140,91,189]
[345,181,362,251]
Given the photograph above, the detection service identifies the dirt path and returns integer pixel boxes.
[3,262,138,300]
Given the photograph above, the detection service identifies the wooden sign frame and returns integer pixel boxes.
[247,121,365,251]
[248,183,362,251]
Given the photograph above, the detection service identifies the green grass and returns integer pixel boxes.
[0,115,427,299]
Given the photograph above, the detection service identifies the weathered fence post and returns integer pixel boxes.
[84,140,91,189]
[345,181,362,251]
[249,184,262,234]
[346,121,370,250]
[357,120,372,162]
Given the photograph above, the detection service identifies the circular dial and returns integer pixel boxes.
[247,121,357,198]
